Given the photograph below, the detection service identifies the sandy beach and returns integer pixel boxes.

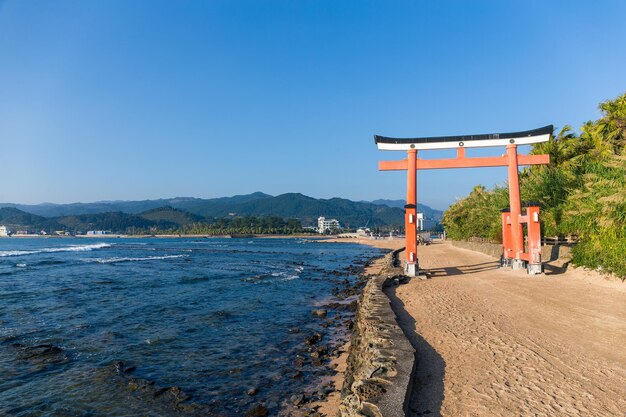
[316,238,626,416]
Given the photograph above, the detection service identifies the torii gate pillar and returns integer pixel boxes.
[506,144,525,270]
[405,148,418,276]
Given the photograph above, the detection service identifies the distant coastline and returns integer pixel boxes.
[0,192,443,239]
[1,233,387,240]
[0,233,323,239]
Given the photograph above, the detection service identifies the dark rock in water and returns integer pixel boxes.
[311,309,327,317]
[288,327,301,333]
[168,386,192,403]
[113,363,197,410]
[127,380,139,390]
[290,393,306,406]
[305,332,322,345]
[114,361,125,374]
[317,346,329,357]
[324,301,358,312]
[114,361,136,375]
[14,343,67,364]
[153,385,189,402]
[294,355,306,368]
[245,404,269,417]
[310,345,328,360]
[247,387,259,396]
[20,344,63,357]
[292,370,304,379]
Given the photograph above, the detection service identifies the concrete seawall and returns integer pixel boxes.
[339,249,415,417]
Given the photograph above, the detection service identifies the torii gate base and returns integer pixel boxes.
[501,205,543,275]
[375,126,553,278]
[405,261,418,277]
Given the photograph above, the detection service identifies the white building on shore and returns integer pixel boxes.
[416,213,438,231]
[0,225,9,237]
[317,216,341,234]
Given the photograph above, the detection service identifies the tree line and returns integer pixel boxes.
[174,216,307,235]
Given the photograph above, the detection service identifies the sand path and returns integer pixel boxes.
[388,241,626,417]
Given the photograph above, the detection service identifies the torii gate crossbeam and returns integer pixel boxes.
[375,125,552,277]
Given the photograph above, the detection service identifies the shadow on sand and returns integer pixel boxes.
[385,285,446,417]
[542,245,573,275]
[428,260,498,277]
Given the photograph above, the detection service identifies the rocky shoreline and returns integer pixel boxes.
[273,253,389,417]
[282,244,416,417]
[338,248,415,417]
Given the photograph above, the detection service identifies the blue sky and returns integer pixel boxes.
[1,1,625,210]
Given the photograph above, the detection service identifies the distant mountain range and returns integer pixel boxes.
[0,192,273,218]
[367,199,443,221]
[0,192,443,233]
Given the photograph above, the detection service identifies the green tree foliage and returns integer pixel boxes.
[442,92,626,278]
[180,216,307,235]
[442,185,509,242]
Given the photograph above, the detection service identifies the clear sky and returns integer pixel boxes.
[1,1,625,209]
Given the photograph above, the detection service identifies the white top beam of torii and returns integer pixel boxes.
[374,125,553,151]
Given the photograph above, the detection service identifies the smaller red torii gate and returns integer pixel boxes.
[375,125,552,277]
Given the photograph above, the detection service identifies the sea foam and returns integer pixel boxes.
[0,243,112,257]
[87,254,188,264]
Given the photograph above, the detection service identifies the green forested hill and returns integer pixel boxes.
[0,207,62,231]
[443,92,626,278]
[1,193,406,227]
[207,193,404,227]
[369,199,443,220]
[139,206,205,227]
[55,212,168,233]
[0,192,272,217]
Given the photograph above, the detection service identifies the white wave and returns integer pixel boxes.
[87,254,188,264]
[16,263,26,268]
[281,275,299,281]
[271,270,300,281]
[0,243,112,257]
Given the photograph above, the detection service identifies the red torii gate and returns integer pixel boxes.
[374,125,552,277]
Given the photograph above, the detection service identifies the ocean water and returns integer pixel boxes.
[0,237,382,416]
